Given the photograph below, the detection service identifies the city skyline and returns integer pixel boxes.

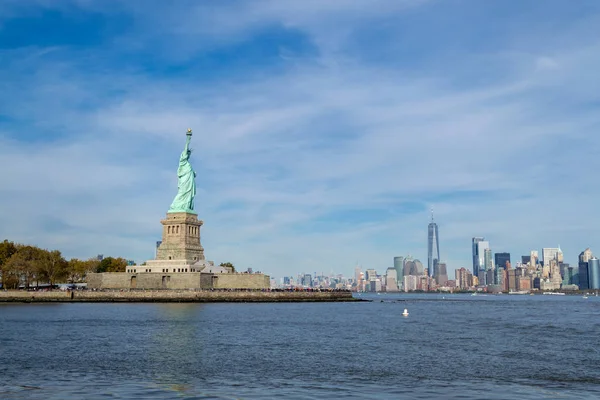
[1,1,600,277]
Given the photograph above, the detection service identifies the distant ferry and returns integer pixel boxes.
[508,291,529,295]
[542,292,565,295]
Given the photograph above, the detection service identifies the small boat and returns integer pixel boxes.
[583,296,589,299]
[402,308,409,317]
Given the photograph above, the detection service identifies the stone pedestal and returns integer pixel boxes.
[142,212,208,273]
[157,212,205,262]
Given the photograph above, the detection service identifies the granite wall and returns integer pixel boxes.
[87,272,267,290]
[212,273,270,289]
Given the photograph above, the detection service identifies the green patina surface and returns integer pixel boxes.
[168,130,197,214]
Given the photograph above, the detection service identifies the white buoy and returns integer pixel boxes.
[402,308,409,317]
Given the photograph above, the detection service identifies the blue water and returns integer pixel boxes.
[1,293,599,399]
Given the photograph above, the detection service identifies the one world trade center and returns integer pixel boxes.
[427,209,440,277]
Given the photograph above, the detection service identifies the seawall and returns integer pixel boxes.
[0,290,358,303]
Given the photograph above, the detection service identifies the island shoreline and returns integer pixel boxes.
[0,290,360,303]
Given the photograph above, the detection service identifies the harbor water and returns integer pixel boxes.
[1,293,599,399]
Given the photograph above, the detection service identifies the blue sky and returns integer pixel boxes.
[1,0,600,279]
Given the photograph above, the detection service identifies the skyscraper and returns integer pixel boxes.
[542,247,563,266]
[484,248,493,286]
[385,268,399,292]
[434,262,448,286]
[588,257,600,290]
[427,209,440,277]
[393,256,404,286]
[495,252,511,270]
[472,238,490,284]
[472,237,485,277]
[578,248,592,290]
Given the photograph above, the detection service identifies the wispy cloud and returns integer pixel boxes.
[1,0,600,278]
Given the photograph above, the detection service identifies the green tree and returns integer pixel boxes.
[96,257,127,273]
[219,262,236,273]
[67,258,88,283]
[38,250,68,286]
[69,258,100,282]
[0,240,18,287]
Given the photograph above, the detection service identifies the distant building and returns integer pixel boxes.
[472,237,485,278]
[530,251,539,267]
[486,268,495,287]
[303,274,312,287]
[413,259,425,275]
[483,248,493,285]
[507,269,519,292]
[578,248,592,290]
[403,275,418,292]
[365,269,377,281]
[495,253,511,271]
[393,257,404,287]
[97,254,104,261]
[434,262,448,286]
[403,256,414,277]
[427,210,440,277]
[542,247,563,266]
[519,276,531,291]
[588,257,600,290]
[403,256,423,276]
[562,266,575,287]
[354,266,362,287]
[455,267,473,290]
[521,255,531,265]
[472,239,490,284]
[385,268,399,292]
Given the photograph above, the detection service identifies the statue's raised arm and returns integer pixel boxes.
[183,128,192,155]
[168,129,197,214]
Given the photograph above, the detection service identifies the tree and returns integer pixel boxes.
[67,258,100,282]
[219,262,236,273]
[96,257,127,273]
[67,258,87,283]
[0,240,18,287]
[3,245,44,288]
[0,240,17,267]
[38,250,68,286]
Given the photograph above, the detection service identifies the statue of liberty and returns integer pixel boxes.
[168,129,197,214]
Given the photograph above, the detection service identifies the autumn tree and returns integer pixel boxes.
[0,240,17,267]
[3,245,44,288]
[37,250,68,286]
[0,240,18,287]
[67,258,99,282]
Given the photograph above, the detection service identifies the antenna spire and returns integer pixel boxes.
[430,207,434,222]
